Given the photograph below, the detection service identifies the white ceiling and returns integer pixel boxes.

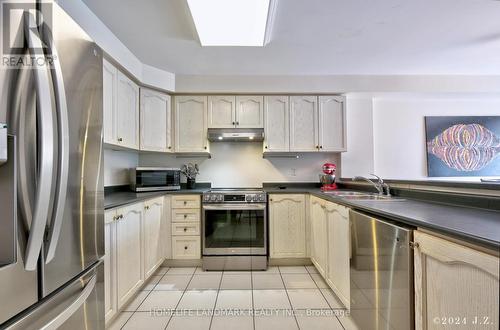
[82,0,500,75]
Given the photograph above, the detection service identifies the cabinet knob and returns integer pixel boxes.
[270,198,273,202]
[183,228,187,232]
[232,122,235,125]
[320,146,323,149]
[236,121,239,125]
[184,214,187,218]
[117,137,123,142]
[112,215,117,221]
[184,246,188,250]
[183,201,187,205]
[265,146,268,149]
[316,145,319,149]
[204,146,207,150]
[168,146,172,149]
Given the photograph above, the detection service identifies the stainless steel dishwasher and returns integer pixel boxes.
[349,210,415,330]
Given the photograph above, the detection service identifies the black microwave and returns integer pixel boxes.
[130,167,181,192]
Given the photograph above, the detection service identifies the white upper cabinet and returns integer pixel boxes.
[140,88,172,152]
[174,96,209,153]
[116,71,140,149]
[103,59,117,145]
[318,96,346,152]
[208,96,236,128]
[264,96,289,152]
[236,96,264,128]
[290,96,319,152]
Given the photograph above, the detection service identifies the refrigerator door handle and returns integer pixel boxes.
[41,22,70,264]
[39,275,97,330]
[23,14,56,271]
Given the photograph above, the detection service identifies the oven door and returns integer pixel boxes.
[203,204,267,256]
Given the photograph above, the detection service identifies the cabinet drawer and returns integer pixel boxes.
[172,222,200,236]
[172,195,200,209]
[172,209,200,222]
[172,236,200,259]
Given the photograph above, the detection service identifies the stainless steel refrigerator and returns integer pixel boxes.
[0,0,104,328]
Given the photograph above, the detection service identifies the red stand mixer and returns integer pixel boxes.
[319,163,337,191]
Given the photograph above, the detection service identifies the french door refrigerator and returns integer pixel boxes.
[0,0,104,328]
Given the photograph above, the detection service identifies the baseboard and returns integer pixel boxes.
[162,259,203,267]
[269,258,312,266]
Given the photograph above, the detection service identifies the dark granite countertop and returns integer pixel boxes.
[105,188,210,210]
[264,186,500,250]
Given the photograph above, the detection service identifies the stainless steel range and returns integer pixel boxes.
[202,188,267,271]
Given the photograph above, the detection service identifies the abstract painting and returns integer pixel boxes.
[425,116,500,177]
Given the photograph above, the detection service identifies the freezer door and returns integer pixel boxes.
[4,261,104,330]
[40,2,104,296]
[0,136,38,325]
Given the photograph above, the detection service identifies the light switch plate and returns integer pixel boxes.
[0,124,7,166]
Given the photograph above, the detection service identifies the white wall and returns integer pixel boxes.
[342,93,500,181]
[139,143,340,188]
[104,149,138,186]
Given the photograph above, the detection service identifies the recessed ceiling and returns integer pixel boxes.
[82,0,500,75]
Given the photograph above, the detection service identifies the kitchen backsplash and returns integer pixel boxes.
[103,143,340,187]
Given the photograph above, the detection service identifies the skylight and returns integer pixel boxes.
[187,0,272,46]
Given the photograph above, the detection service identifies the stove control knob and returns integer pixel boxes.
[210,195,216,201]
[252,195,259,202]
[246,195,252,202]
[259,194,265,201]
[204,195,210,202]
[217,195,223,202]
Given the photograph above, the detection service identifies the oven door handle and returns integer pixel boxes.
[203,204,266,211]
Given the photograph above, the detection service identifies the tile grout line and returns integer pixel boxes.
[162,268,197,330]
[119,266,170,330]
[208,267,224,330]
[250,269,256,330]
[279,266,302,330]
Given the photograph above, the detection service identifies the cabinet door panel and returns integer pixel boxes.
[140,89,171,152]
[175,96,208,152]
[310,197,327,276]
[236,96,264,128]
[103,59,117,145]
[116,72,139,149]
[208,96,235,128]
[269,194,306,258]
[264,96,289,152]
[414,231,499,330]
[318,96,346,151]
[116,204,143,309]
[290,96,318,151]
[144,198,164,278]
[172,236,201,259]
[104,217,116,323]
[325,203,350,309]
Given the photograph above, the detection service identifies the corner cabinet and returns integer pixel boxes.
[413,231,499,330]
[264,96,289,152]
[325,202,350,309]
[269,194,307,258]
[103,59,139,149]
[309,196,328,276]
[140,88,172,152]
[174,96,209,153]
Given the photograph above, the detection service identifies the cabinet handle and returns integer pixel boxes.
[112,215,117,221]
[168,146,172,149]
[204,146,207,150]
[316,145,319,149]
[183,228,187,232]
[183,201,187,205]
[269,198,273,202]
[320,146,323,149]
[232,122,235,125]
[184,246,188,250]
[117,137,123,142]
[265,146,268,149]
[236,121,239,125]
[409,241,420,249]
[184,214,187,218]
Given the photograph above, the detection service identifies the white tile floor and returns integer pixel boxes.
[107,265,351,330]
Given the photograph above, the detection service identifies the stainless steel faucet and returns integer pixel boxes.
[353,174,391,196]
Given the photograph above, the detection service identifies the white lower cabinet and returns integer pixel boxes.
[172,236,201,259]
[269,194,307,258]
[104,212,117,323]
[414,231,499,330]
[171,195,201,260]
[325,202,350,309]
[310,196,328,276]
[143,197,165,278]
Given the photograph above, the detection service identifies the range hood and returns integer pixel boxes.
[207,128,265,142]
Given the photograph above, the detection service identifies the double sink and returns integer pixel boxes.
[322,190,405,201]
